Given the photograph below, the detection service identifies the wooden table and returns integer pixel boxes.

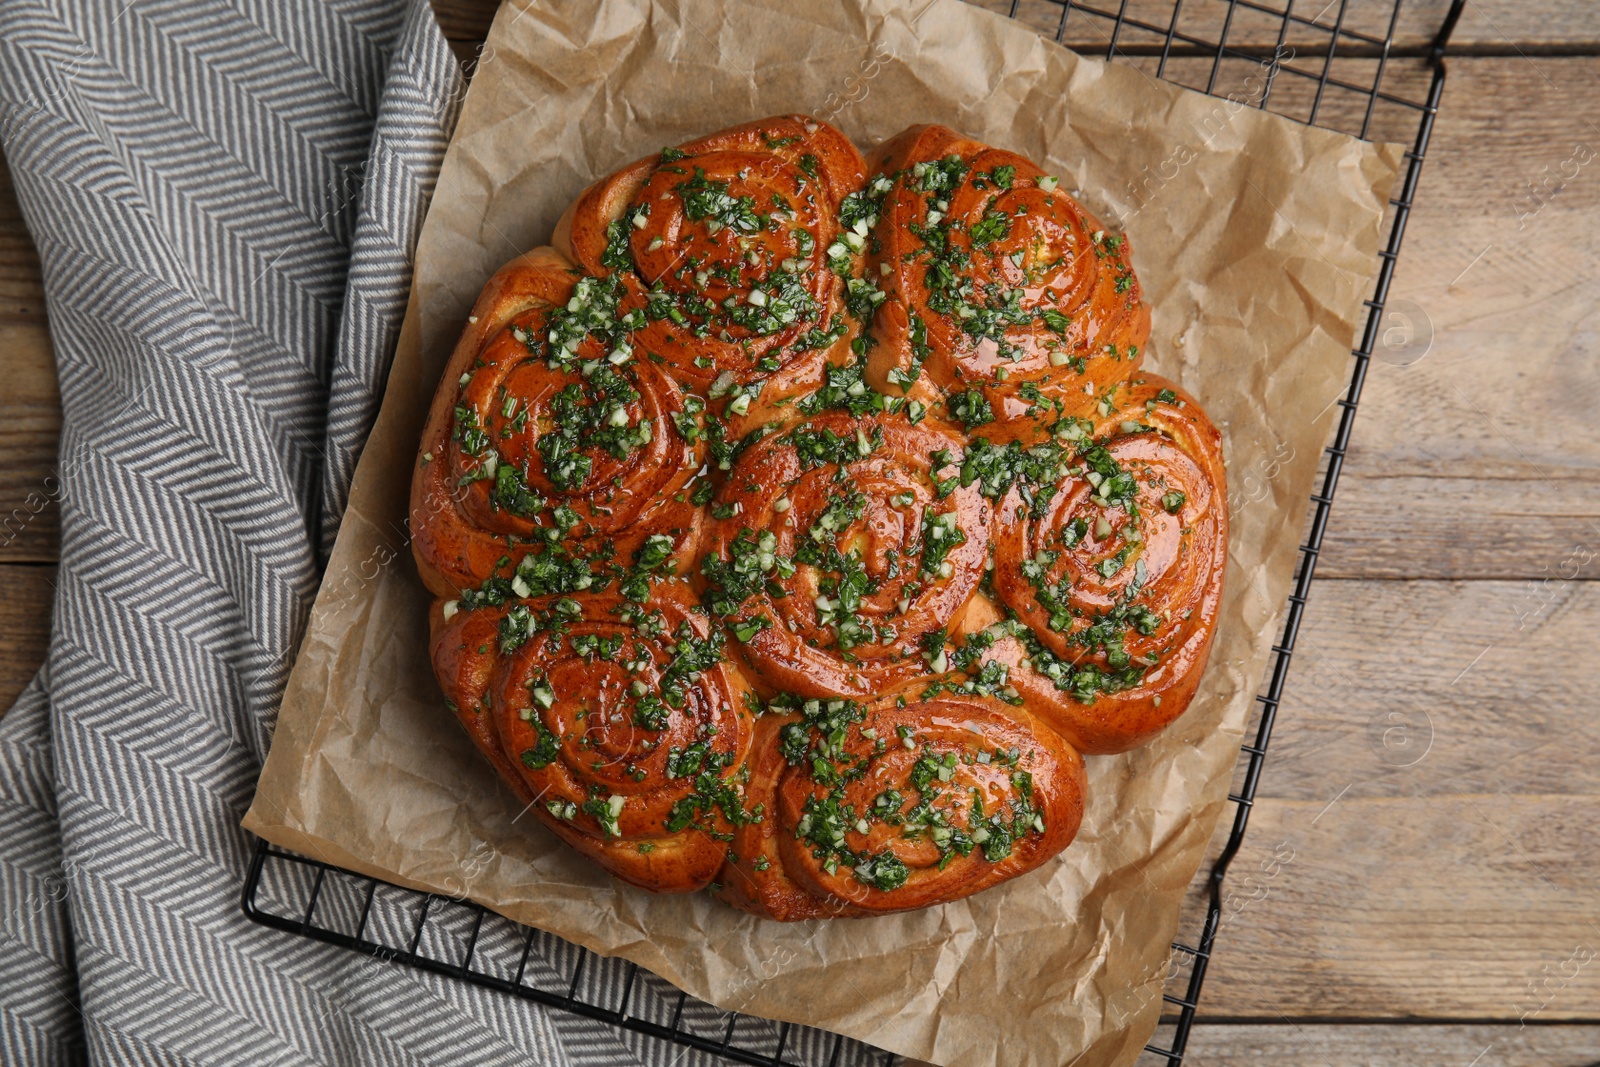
[3,2,1596,1063]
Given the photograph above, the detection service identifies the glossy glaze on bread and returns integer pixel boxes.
[412,116,1227,919]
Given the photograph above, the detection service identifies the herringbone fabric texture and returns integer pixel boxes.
[0,2,878,1064]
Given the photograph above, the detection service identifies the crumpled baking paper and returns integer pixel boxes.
[245,1,1400,1063]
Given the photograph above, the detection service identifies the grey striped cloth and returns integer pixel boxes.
[0,3,878,1065]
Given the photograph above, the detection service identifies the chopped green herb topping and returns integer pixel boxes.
[519,716,560,770]
[946,389,994,428]
[788,424,881,470]
[675,168,764,234]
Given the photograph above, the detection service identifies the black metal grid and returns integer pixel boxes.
[242,2,1466,1063]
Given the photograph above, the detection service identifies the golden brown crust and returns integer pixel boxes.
[410,248,706,599]
[557,114,866,396]
[718,692,1085,918]
[992,375,1228,753]
[863,125,1151,442]
[700,410,992,700]
[430,584,754,893]
[413,116,1226,919]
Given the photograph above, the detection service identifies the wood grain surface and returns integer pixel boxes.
[0,565,54,711]
[1203,792,1600,1018]
[1320,54,1600,581]
[1182,1024,1600,1065]
[0,0,1595,1060]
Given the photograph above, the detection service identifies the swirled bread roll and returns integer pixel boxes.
[430,584,755,892]
[700,410,992,700]
[989,375,1228,753]
[718,690,1085,918]
[862,125,1151,440]
[556,114,866,412]
[411,249,705,597]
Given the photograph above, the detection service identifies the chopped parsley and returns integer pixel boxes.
[536,365,650,492]
[797,358,888,417]
[968,209,1012,248]
[788,424,880,470]
[702,528,793,619]
[519,716,560,770]
[491,463,542,517]
[946,389,994,429]
[919,509,966,577]
[674,168,763,234]
[663,747,757,838]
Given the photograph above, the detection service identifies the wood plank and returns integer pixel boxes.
[1055,0,1600,53]
[1193,793,1600,1019]
[1317,55,1600,579]
[1177,1023,1600,1064]
[1261,579,1600,801]
[921,1023,1600,1066]
[1,141,64,566]
[428,0,1600,53]
[0,316,61,563]
[1158,578,1600,1019]
[0,151,46,318]
[1119,55,1600,579]
[0,565,53,714]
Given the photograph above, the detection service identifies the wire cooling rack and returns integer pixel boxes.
[243,2,1465,1063]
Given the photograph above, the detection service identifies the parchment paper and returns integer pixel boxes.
[245,1,1400,1063]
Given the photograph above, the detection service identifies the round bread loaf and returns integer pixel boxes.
[412,115,1226,919]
